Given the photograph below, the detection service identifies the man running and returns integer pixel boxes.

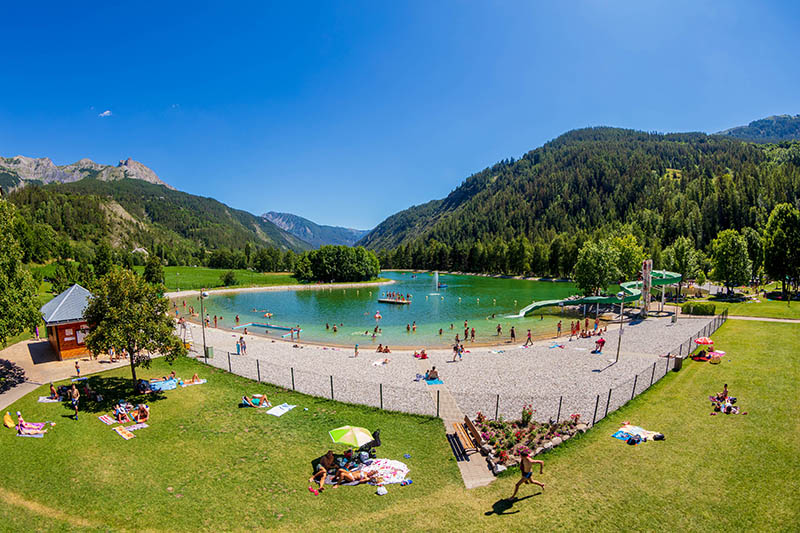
[508,450,544,500]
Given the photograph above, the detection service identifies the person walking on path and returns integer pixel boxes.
[523,329,533,346]
[241,338,247,355]
[354,344,359,358]
[508,451,544,500]
[70,384,80,420]
[75,360,80,377]
[236,337,242,355]
[557,321,562,337]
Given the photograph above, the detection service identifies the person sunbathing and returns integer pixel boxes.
[382,346,391,353]
[332,468,378,487]
[376,344,384,353]
[131,404,149,423]
[426,367,439,380]
[187,373,201,384]
[419,349,428,359]
[49,383,58,400]
[16,412,48,434]
[242,394,271,408]
[309,450,337,491]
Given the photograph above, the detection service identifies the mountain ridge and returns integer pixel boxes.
[716,114,800,143]
[262,211,369,248]
[0,155,173,191]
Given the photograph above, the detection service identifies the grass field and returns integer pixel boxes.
[694,298,799,319]
[132,266,301,291]
[1,320,797,532]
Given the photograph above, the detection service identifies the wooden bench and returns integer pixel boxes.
[450,415,484,458]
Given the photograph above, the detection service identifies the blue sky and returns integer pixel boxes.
[1,1,798,229]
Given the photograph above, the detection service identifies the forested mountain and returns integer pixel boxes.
[360,127,800,277]
[7,179,310,266]
[262,211,369,248]
[0,155,173,191]
[717,114,800,143]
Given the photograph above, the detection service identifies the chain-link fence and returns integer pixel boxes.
[189,310,728,424]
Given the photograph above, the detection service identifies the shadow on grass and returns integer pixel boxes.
[61,375,168,414]
[484,494,536,516]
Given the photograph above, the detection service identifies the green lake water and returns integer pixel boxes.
[195,271,594,347]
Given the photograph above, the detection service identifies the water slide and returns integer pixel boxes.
[508,270,682,318]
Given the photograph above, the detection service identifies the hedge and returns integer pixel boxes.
[682,302,716,315]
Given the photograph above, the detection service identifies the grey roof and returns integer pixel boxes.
[40,284,93,325]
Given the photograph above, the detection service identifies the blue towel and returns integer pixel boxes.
[611,430,632,441]
[425,379,443,385]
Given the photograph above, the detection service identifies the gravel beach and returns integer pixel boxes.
[187,313,716,422]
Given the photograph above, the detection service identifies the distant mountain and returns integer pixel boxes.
[717,114,800,143]
[262,211,369,248]
[0,155,174,192]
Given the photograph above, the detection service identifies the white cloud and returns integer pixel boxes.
[98,110,112,117]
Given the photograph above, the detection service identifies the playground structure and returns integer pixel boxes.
[508,270,682,318]
[233,322,302,338]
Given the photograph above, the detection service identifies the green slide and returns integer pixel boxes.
[510,270,682,318]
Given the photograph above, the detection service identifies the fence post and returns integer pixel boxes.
[436,390,440,418]
[495,394,500,420]
[291,367,295,390]
[679,344,682,357]
[256,359,260,382]
[631,375,638,401]
[666,352,670,374]
[604,388,612,417]
[380,383,383,410]
[592,394,600,425]
[228,352,232,372]
[330,375,334,400]
[650,361,656,386]
[556,395,562,422]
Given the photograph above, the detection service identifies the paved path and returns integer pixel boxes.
[414,356,496,489]
[0,340,130,411]
[726,315,800,323]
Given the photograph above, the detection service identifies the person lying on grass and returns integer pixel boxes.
[332,468,379,487]
[186,373,202,384]
[131,404,149,423]
[508,450,544,500]
[16,412,48,435]
[241,394,271,408]
[309,450,337,491]
[49,383,58,400]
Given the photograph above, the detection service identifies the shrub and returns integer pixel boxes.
[220,270,237,286]
[682,302,716,315]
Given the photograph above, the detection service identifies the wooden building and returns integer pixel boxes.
[40,284,92,360]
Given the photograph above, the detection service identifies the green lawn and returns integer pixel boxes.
[693,298,799,320]
[132,266,301,291]
[1,321,797,531]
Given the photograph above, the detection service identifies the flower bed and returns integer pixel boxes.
[474,406,588,466]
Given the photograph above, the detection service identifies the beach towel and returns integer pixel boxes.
[113,426,136,440]
[124,423,149,431]
[98,415,116,425]
[620,425,659,440]
[16,432,44,438]
[490,350,505,354]
[549,344,565,349]
[38,396,62,403]
[425,379,443,385]
[265,403,297,417]
[180,379,207,388]
[363,459,409,485]
[71,377,87,382]
[149,378,177,392]
[372,360,389,366]
[612,430,633,442]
